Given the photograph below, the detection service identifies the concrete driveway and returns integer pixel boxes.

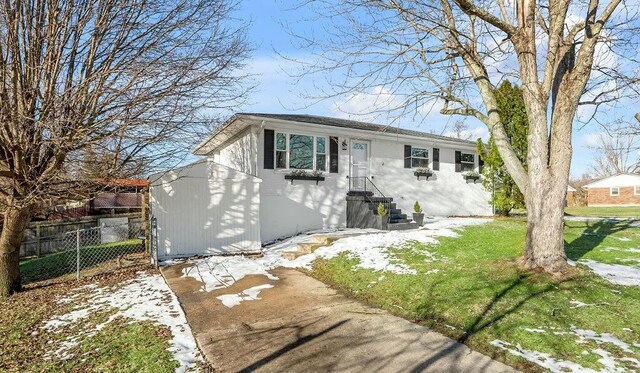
[162,264,517,373]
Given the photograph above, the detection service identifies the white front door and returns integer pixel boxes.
[350,140,370,189]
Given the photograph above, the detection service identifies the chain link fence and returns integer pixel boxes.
[20,220,148,284]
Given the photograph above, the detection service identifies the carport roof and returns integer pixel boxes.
[194,112,477,155]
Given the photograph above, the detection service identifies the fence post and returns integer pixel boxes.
[35,224,41,257]
[76,230,81,281]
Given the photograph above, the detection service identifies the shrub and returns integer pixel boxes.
[413,201,422,213]
[377,203,388,217]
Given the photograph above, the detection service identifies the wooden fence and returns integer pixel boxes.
[20,213,145,258]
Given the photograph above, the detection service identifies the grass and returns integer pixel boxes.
[19,239,143,284]
[310,218,640,372]
[565,205,640,218]
[0,266,181,372]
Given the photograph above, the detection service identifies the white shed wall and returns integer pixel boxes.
[150,160,261,259]
[212,127,258,175]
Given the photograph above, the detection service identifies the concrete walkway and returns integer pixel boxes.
[162,265,517,373]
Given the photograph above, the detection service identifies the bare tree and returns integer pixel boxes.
[589,132,640,177]
[289,0,639,273]
[0,0,251,296]
[446,119,474,141]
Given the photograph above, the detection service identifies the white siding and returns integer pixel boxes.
[256,120,492,242]
[213,127,258,175]
[150,159,261,259]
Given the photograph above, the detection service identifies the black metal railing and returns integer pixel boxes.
[349,176,391,223]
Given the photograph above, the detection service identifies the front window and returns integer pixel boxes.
[610,187,620,196]
[635,186,640,196]
[411,147,429,168]
[275,133,287,169]
[275,132,327,171]
[461,152,475,172]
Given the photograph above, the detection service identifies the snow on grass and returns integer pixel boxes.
[492,339,640,372]
[173,218,490,304]
[42,272,201,372]
[216,284,274,308]
[491,340,595,372]
[579,260,640,286]
[512,326,640,372]
[570,300,594,308]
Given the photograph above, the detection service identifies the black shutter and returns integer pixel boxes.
[329,136,339,173]
[404,145,411,168]
[264,129,274,169]
[432,148,440,171]
[478,155,484,173]
[455,150,462,172]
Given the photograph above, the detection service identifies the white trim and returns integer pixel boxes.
[610,186,620,196]
[349,139,371,179]
[273,131,328,171]
[409,145,429,169]
[635,186,640,196]
[196,114,480,155]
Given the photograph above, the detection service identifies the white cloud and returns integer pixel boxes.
[444,127,490,142]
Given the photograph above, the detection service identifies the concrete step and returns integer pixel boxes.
[388,222,419,230]
[389,218,412,224]
[390,213,407,220]
[347,190,374,197]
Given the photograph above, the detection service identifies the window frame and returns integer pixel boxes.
[409,146,430,169]
[610,186,620,197]
[460,152,475,172]
[274,131,328,171]
[635,186,640,196]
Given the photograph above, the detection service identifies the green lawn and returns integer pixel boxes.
[310,219,640,372]
[0,266,181,372]
[565,206,640,218]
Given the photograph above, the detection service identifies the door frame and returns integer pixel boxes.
[349,139,371,179]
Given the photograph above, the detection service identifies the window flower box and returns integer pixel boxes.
[284,170,325,185]
[462,171,481,183]
[413,167,433,180]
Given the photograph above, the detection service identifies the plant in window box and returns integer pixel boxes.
[376,202,388,230]
[412,201,424,225]
[284,169,325,184]
[413,166,433,180]
[462,170,481,183]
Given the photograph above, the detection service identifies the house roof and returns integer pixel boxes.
[194,113,478,155]
[97,178,149,188]
[583,173,640,189]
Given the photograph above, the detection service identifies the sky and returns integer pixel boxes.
[230,0,638,177]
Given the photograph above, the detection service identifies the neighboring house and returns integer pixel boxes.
[566,185,577,206]
[44,179,147,220]
[583,173,640,206]
[150,113,492,259]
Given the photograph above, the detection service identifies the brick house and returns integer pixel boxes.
[583,173,640,206]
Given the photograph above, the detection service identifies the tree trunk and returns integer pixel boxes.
[0,206,33,296]
[521,180,568,274]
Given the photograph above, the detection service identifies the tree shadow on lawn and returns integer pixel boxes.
[564,219,635,261]
[415,269,578,344]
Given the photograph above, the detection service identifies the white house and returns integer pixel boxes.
[150,113,492,259]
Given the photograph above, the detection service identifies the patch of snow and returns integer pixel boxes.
[602,247,640,253]
[42,273,202,372]
[572,326,635,353]
[623,328,633,332]
[570,300,594,308]
[444,324,456,330]
[524,328,547,333]
[216,284,274,308]
[490,340,595,372]
[579,260,640,286]
[180,218,490,302]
